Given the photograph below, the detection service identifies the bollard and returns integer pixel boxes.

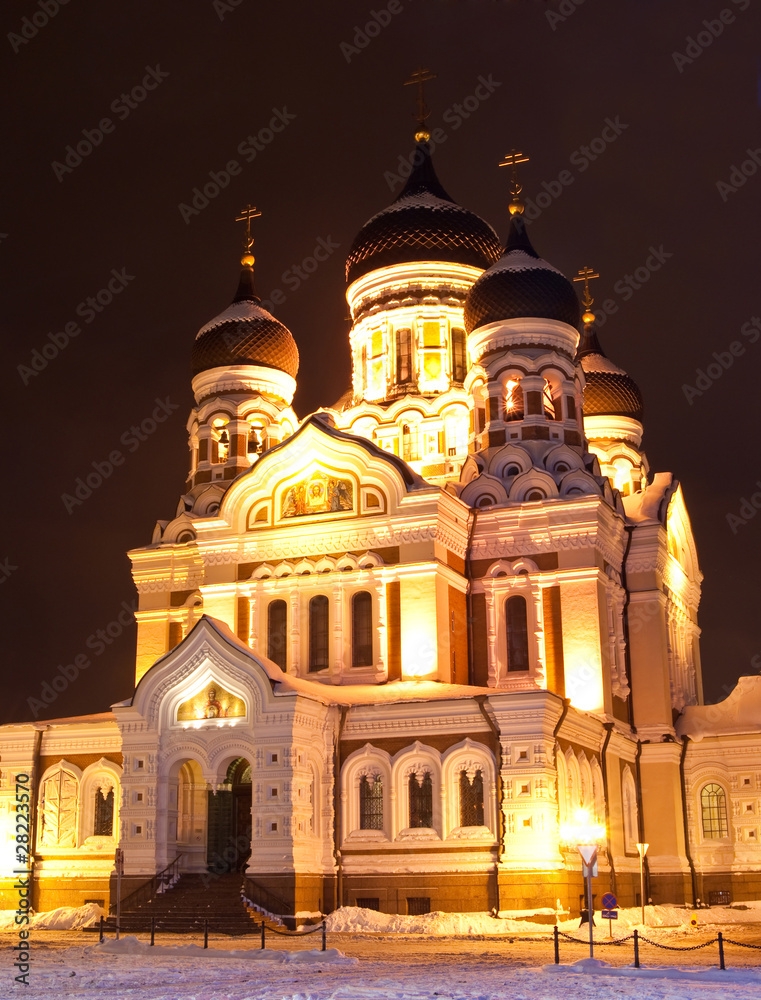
[204,918,208,949]
[633,928,640,968]
[322,920,327,952]
[261,919,266,950]
[553,925,559,965]
[99,915,104,943]
[150,916,155,947]
[718,931,725,970]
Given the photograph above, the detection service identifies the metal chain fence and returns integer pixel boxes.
[552,926,761,969]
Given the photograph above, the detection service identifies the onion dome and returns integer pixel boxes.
[577,325,643,421]
[191,264,299,378]
[345,142,502,285]
[464,215,580,333]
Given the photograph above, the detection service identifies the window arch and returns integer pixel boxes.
[450,327,467,383]
[409,771,433,828]
[505,379,524,421]
[622,766,638,852]
[267,599,288,670]
[701,783,728,839]
[308,595,329,672]
[459,769,484,827]
[39,766,79,848]
[505,595,529,671]
[396,327,413,384]
[351,591,373,668]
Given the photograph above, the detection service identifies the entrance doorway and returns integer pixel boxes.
[207,758,252,873]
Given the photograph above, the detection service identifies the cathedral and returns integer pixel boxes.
[2,117,760,923]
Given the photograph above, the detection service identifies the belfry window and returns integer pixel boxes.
[701,783,728,839]
[505,380,524,421]
[267,600,288,670]
[94,786,114,836]
[459,770,484,827]
[450,327,467,383]
[402,423,420,462]
[359,775,383,830]
[409,772,433,828]
[506,595,530,671]
[396,328,413,383]
[308,595,329,672]
[247,421,265,458]
[351,591,373,667]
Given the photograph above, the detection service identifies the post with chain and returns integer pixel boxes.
[150,916,155,946]
[204,918,208,949]
[322,920,327,952]
[553,925,560,964]
[633,928,640,968]
[718,931,725,970]
[261,919,266,950]
[99,915,104,943]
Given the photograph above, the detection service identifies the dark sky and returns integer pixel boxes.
[1,0,759,723]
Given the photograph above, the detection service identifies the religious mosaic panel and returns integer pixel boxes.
[281,471,353,519]
[177,683,246,722]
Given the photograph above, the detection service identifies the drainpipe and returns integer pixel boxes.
[600,722,617,894]
[552,697,571,828]
[28,726,45,912]
[332,706,349,912]
[465,508,478,686]
[620,524,636,733]
[475,697,502,913]
[679,735,698,906]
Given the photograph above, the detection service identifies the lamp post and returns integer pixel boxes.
[560,808,606,961]
[636,842,649,927]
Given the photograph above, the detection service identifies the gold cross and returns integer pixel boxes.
[574,266,600,309]
[235,204,261,253]
[404,68,436,139]
[499,150,530,213]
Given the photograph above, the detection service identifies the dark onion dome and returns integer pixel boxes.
[192,265,299,378]
[345,142,502,285]
[577,325,644,422]
[463,214,581,333]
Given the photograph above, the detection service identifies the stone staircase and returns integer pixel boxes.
[104,872,264,935]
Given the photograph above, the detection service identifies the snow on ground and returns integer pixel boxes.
[96,935,355,963]
[0,902,103,931]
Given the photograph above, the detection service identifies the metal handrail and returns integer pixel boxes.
[242,875,293,920]
[111,853,184,914]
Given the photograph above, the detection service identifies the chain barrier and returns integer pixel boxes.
[265,922,325,936]
[557,930,634,946]
[638,934,718,951]
[722,937,761,950]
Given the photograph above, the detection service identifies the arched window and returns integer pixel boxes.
[359,775,383,830]
[505,380,524,421]
[396,328,413,384]
[450,327,467,383]
[40,768,78,847]
[505,595,529,671]
[352,591,373,667]
[409,772,433,828]
[94,786,114,836]
[267,600,288,670]
[622,767,638,852]
[459,769,484,826]
[308,595,329,672]
[402,423,420,462]
[701,783,728,839]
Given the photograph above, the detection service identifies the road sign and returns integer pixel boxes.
[601,909,618,919]
[602,892,618,910]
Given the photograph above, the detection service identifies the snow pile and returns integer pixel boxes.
[94,936,356,963]
[0,902,104,930]
[545,956,761,984]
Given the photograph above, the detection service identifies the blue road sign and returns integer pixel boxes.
[601,909,618,919]
[601,892,618,909]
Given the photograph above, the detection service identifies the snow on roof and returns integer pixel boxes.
[676,675,761,741]
[3,711,117,729]
[622,472,674,523]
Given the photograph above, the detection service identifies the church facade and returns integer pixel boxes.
[2,135,760,921]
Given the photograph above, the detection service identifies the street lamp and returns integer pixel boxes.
[560,808,607,960]
[635,842,649,927]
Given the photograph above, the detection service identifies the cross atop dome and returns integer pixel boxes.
[404,67,436,142]
[235,204,261,267]
[499,149,529,216]
[574,265,599,325]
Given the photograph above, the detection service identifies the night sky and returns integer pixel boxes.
[2,1,759,724]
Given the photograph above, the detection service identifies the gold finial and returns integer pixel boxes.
[235,204,261,267]
[499,149,530,215]
[574,266,600,325]
[404,67,436,142]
